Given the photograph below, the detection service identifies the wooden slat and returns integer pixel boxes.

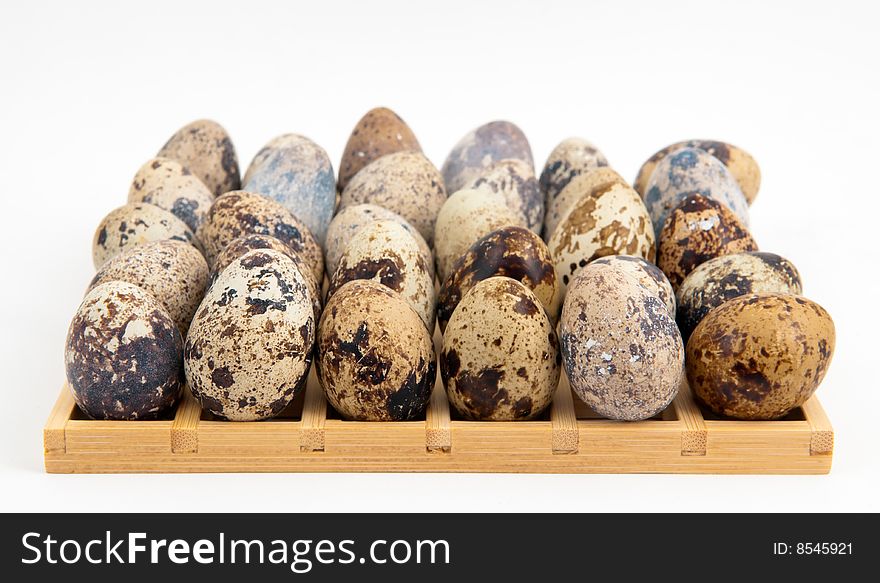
[300,368,326,452]
[44,386,76,453]
[550,372,578,453]
[426,383,451,452]
[171,388,201,453]
[674,381,707,456]
[801,396,834,455]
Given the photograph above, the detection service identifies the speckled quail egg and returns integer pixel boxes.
[657,194,758,290]
[339,151,446,245]
[92,202,200,268]
[65,281,183,420]
[317,279,436,421]
[676,252,802,341]
[462,158,542,232]
[560,263,684,421]
[184,249,314,421]
[157,119,240,197]
[590,255,675,317]
[540,137,609,210]
[328,220,435,331]
[128,157,215,232]
[441,277,559,421]
[438,226,558,332]
[542,167,626,241]
[338,107,422,193]
[687,293,834,420]
[442,121,534,194]
[242,134,336,243]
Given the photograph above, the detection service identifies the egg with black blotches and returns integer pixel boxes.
[128,157,215,232]
[329,220,435,331]
[657,194,758,290]
[540,137,609,210]
[242,134,336,243]
[687,293,834,420]
[339,151,446,245]
[184,249,314,421]
[157,119,240,197]
[560,263,684,421]
[438,226,558,332]
[676,252,802,341]
[462,158,542,232]
[92,202,200,268]
[542,167,626,241]
[317,279,436,421]
[441,277,559,421]
[65,281,183,420]
[590,255,675,317]
[442,121,534,193]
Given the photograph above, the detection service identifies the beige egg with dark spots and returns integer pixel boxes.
[548,181,655,294]
[434,189,527,284]
[687,293,834,420]
[590,255,675,317]
[128,157,215,232]
[65,281,183,420]
[438,226,558,333]
[196,191,323,281]
[317,280,436,421]
[560,263,684,420]
[328,220,435,331]
[184,249,314,421]
[89,240,208,337]
[442,121,534,193]
[657,194,758,290]
[324,203,433,280]
[462,158,542,232]
[157,119,240,197]
[338,107,422,193]
[540,137,609,213]
[441,277,559,421]
[92,202,200,268]
[542,167,626,241]
[339,151,446,245]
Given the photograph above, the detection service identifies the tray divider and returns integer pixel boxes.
[550,374,578,454]
[44,386,76,453]
[801,396,833,455]
[674,381,707,456]
[426,383,452,452]
[300,374,327,452]
[170,387,201,453]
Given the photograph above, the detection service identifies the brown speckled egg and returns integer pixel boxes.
[89,240,208,337]
[65,281,183,420]
[635,140,761,205]
[92,202,200,268]
[590,255,675,318]
[542,167,626,241]
[128,157,215,232]
[196,191,323,281]
[560,263,684,420]
[548,181,655,295]
[329,220,435,331]
[441,277,559,421]
[434,189,527,283]
[687,293,834,420]
[317,279,435,421]
[442,121,534,194]
[339,151,446,245]
[657,194,758,290]
[338,107,422,193]
[324,203,432,280]
[676,252,802,342]
[438,226,558,332]
[462,158,542,232]
[157,119,240,197]
[184,249,314,421]
[539,137,609,210]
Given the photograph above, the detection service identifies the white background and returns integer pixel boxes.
[1,0,877,512]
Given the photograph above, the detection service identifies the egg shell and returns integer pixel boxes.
[644,147,749,241]
[128,157,215,232]
[462,158,543,232]
[560,263,684,420]
[634,140,761,205]
[539,137,609,210]
[548,181,655,294]
[317,279,436,421]
[433,189,527,284]
[438,226,558,332]
[184,249,314,421]
[442,121,534,193]
[542,167,626,241]
[92,202,200,269]
[89,240,208,337]
[338,107,422,193]
[324,203,433,280]
[441,277,559,421]
[65,281,183,420]
[676,252,802,342]
[157,119,240,197]
[686,293,834,420]
[339,151,446,245]
[242,134,336,243]
[328,220,435,331]
[196,191,323,282]
[657,194,758,290]
[590,255,675,318]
